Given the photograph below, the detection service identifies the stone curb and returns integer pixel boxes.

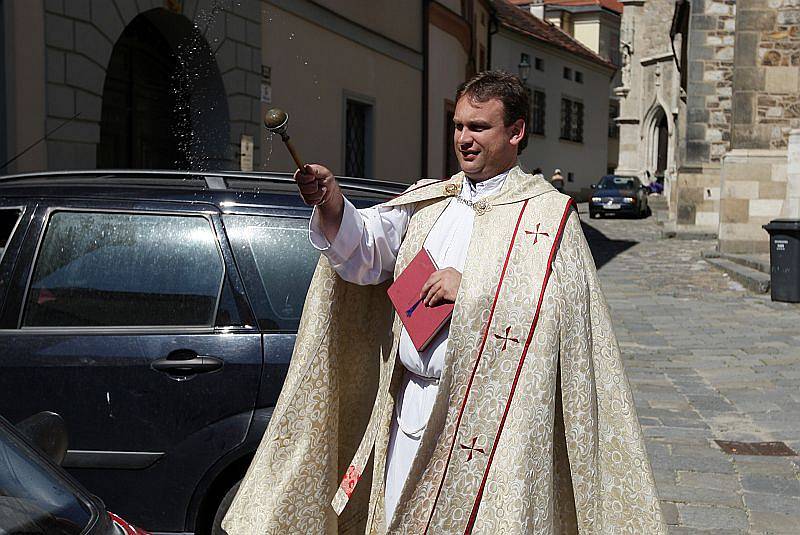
[702,256,771,293]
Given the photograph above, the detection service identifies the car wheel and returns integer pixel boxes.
[211,479,242,535]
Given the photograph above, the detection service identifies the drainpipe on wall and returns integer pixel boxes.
[422,0,430,179]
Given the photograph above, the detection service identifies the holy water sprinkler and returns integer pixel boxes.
[264,108,305,171]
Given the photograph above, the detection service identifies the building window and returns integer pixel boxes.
[345,98,373,177]
[567,171,574,182]
[575,71,583,83]
[609,103,619,138]
[563,67,572,80]
[479,44,486,71]
[531,90,545,135]
[560,98,583,143]
[535,57,544,71]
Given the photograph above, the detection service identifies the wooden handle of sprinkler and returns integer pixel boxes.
[283,138,305,171]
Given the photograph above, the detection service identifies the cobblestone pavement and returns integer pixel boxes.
[579,203,800,535]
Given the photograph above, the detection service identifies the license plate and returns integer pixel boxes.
[605,203,621,209]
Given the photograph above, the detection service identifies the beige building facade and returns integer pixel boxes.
[494,0,617,200]
[260,0,424,181]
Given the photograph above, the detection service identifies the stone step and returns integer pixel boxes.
[702,251,770,274]
[703,256,770,293]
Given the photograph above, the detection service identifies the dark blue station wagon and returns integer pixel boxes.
[0,170,403,534]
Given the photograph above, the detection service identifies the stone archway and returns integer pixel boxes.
[97,8,229,170]
[642,103,672,185]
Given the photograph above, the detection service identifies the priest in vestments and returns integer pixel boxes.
[223,71,666,534]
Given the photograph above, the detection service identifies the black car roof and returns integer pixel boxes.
[0,169,410,208]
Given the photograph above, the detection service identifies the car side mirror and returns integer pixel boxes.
[16,411,69,465]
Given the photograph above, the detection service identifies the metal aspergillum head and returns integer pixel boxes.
[264,108,289,139]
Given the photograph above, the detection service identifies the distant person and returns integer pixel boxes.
[550,168,565,193]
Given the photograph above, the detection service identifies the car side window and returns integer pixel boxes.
[23,211,224,327]
[0,208,23,262]
[225,215,318,332]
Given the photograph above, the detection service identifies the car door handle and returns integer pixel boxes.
[151,354,224,376]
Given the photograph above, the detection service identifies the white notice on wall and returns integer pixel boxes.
[240,135,254,171]
[261,83,272,104]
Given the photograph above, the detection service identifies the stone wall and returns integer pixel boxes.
[716,0,800,252]
[718,149,787,253]
[42,0,261,170]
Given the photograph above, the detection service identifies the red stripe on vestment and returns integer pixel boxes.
[423,199,530,534]
[464,198,575,534]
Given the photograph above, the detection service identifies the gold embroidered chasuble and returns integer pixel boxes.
[222,167,666,534]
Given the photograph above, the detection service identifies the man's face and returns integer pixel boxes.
[453,96,524,182]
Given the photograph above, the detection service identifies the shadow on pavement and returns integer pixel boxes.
[580,221,638,269]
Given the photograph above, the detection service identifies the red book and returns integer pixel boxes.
[387,248,454,351]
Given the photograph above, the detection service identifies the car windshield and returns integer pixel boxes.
[598,176,636,190]
[0,418,93,535]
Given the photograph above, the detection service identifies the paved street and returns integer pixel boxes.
[581,203,800,534]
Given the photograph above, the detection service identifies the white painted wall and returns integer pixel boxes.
[492,28,613,199]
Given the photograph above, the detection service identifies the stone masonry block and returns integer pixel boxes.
[215,39,235,72]
[114,0,139,26]
[759,180,786,199]
[708,1,732,15]
[764,67,799,93]
[75,89,102,122]
[47,49,66,83]
[691,14,717,30]
[777,9,800,24]
[246,72,260,97]
[45,0,64,14]
[65,52,106,95]
[46,118,100,143]
[723,180,759,199]
[246,20,260,49]
[733,67,764,91]
[228,95,251,121]
[678,202,697,224]
[695,210,720,227]
[688,107,710,123]
[75,21,112,69]
[720,199,750,222]
[236,43,251,70]
[771,163,787,182]
[46,13,74,49]
[738,9,776,30]
[65,0,90,19]
[733,92,754,124]
[47,140,96,169]
[250,98,261,123]
[47,83,75,117]
[749,198,784,217]
[724,161,774,182]
[689,60,705,82]
[226,12,246,42]
[687,141,711,162]
[222,69,246,95]
[688,123,707,141]
[91,0,124,43]
[734,32,759,67]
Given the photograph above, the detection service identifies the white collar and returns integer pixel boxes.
[462,169,510,201]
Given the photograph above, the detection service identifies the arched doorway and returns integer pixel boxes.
[655,113,668,179]
[643,104,670,186]
[98,9,229,170]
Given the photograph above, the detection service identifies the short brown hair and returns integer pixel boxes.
[455,70,530,154]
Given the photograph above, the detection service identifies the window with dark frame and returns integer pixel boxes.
[560,97,583,143]
[479,44,486,71]
[531,90,546,136]
[345,99,372,178]
[575,71,583,83]
[23,211,225,327]
[535,57,544,71]
[563,67,572,80]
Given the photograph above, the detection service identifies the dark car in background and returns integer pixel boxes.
[0,170,403,534]
[0,412,147,534]
[589,175,650,219]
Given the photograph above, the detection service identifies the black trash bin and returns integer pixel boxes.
[763,219,800,302]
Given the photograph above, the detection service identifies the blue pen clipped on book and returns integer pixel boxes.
[405,297,424,317]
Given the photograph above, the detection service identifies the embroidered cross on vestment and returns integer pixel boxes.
[525,223,550,244]
[460,436,486,461]
[494,326,520,351]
